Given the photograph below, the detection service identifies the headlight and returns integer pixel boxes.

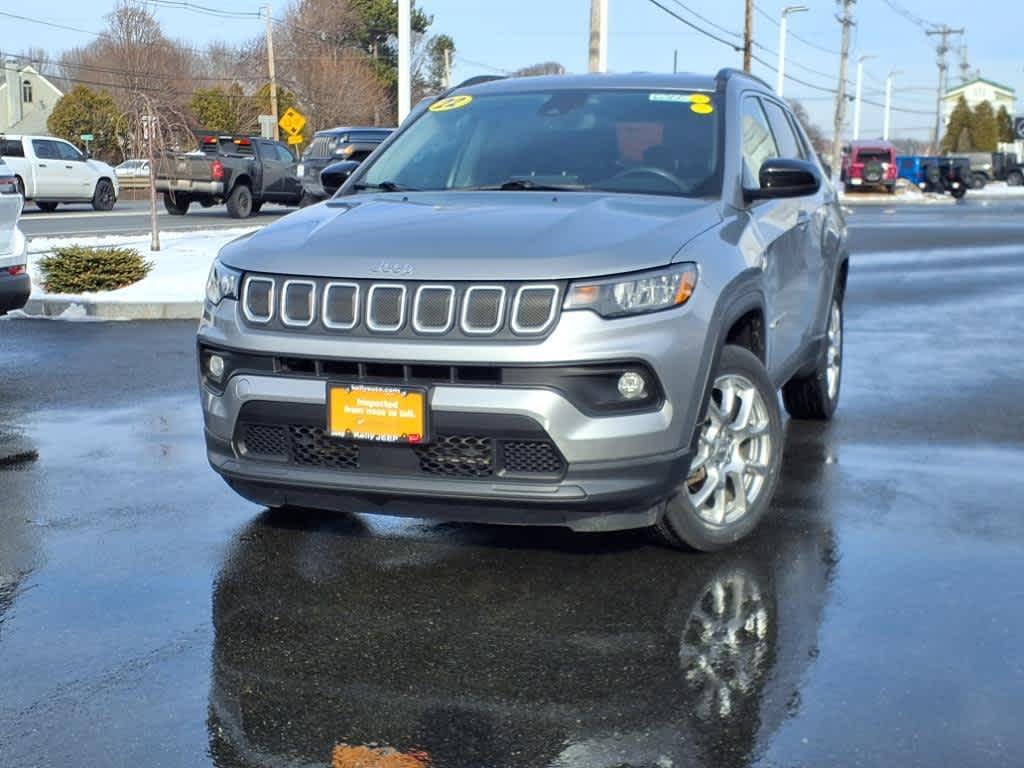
[296,163,305,176]
[563,263,698,318]
[205,260,241,305]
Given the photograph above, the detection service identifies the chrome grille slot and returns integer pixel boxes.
[281,280,315,327]
[413,285,455,333]
[512,285,559,334]
[461,286,506,335]
[323,282,359,329]
[242,276,274,323]
[367,284,406,331]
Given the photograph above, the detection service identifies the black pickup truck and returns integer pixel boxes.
[155,134,302,218]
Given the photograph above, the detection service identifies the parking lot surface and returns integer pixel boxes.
[1,202,1023,767]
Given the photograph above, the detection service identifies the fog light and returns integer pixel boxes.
[617,371,647,400]
[207,354,225,381]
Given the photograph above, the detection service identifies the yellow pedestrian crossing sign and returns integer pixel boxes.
[279,107,306,137]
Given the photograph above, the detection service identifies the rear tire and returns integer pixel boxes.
[783,290,843,421]
[226,184,253,218]
[14,176,25,199]
[1008,170,1023,187]
[91,178,116,211]
[163,192,190,215]
[36,201,58,212]
[651,345,784,552]
[971,173,987,190]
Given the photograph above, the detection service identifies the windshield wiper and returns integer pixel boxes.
[352,181,417,192]
[472,179,588,192]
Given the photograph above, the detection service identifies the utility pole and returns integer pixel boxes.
[927,25,964,151]
[883,70,902,141]
[831,0,855,178]
[742,0,753,72]
[398,0,411,122]
[443,47,452,90]
[263,5,279,141]
[588,0,608,73]
[853,54,875,140]
[776,5,808,96]
[959,45,970,84]
[673,49,678,74]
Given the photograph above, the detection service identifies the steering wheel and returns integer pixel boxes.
[604,166,688,194]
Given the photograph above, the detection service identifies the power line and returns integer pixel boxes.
[753,3,840,56]
[643,0,742,51]
[145,0,261,19]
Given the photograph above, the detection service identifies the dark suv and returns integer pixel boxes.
[199,70,848,551]
[298,127,394,205]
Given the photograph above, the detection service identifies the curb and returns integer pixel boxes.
[22,298,203,320]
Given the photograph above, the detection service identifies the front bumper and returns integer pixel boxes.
[198,293,713,529]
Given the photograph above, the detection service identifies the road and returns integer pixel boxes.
[2,202,1023,767]
[18,199,291,239]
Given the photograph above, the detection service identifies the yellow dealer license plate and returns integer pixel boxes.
[328,384,427,443]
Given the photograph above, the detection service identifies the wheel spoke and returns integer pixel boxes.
[718,380,737,423]
[710,486,729,524]
[727,468,747,518]
[731,389,755,433]
[689,468,719,508]
[744,462,769,478]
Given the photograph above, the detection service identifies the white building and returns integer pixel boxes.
[942,77,1015,127]
[1,62,64,134]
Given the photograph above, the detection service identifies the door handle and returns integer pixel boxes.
[39,163,47,167]
[65,165,73,169]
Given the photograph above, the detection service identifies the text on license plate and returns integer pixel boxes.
[328,384,426,443]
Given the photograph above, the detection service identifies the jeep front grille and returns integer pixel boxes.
[241,274,562,340]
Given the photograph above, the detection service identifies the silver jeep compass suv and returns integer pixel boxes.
[198,69,848,550]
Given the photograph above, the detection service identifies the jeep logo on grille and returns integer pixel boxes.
[371,261,414,276]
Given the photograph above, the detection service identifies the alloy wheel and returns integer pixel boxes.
[686,374,773,527]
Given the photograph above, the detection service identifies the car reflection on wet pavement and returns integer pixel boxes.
[208,423,835,768]
[2,202,1024,767]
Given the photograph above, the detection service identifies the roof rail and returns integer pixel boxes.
[452,75,508,90]
[714,67,773,91]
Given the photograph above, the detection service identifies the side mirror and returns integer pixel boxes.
[320,160,360,197]
[744,158,821,202]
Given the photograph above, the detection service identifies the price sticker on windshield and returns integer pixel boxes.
[429,95,473,112]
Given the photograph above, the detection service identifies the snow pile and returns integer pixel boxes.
[26,227,257,304]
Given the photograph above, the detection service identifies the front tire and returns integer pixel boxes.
[950,185,967,199]
[1007,170,1023,187]
[652,345,784,552]
[162,191,190,215]
[783,292,843,420]
[91,179,116,211]
[226,184,253,219]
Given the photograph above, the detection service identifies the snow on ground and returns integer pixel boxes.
[839,180,1024,205]
[25,227,258,304]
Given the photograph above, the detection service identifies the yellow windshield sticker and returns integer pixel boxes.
[689,93,712,104]
[429,95,473,112]
[690,103,714,115]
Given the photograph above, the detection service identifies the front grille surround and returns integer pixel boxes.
[281,279,316,328]
[237,273,564,341]
[412,285,456,334]
[460,285,506,335]
[242,276,275,324]
[366,284,407,332]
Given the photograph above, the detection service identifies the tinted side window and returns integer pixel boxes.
[741,96,779,188]
[55,141,84,161]
[762,100,803,160]
[1,139,25,158]
[275,145,295,163]
[32,140,60,160]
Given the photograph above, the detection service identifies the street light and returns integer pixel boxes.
[776,5,808,97]
[853,54,877,141]
[883,69,903,141]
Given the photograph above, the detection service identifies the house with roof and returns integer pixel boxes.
[942,77,1016,127]
[1,62,64,135]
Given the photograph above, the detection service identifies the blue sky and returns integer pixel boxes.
[5,0,1019,140]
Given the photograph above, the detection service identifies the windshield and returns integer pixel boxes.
[357,89,722,198]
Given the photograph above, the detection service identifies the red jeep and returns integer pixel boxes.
[842,141,897,193]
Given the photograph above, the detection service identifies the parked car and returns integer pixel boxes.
[841,140,897,193]
[896,155,942,190]
[0,188,29,316]
[197,70,849,552]
[154,133,302,218]
[298,127,394,205]
[951,151,1024,188]
[114,159,150,179]
[0,134,119,212]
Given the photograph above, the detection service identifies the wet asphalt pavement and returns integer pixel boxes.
[2,200,1024,767]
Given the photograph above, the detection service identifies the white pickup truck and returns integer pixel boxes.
[0,135,119,212]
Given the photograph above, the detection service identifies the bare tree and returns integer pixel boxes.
[118,92,192,251]
[513,62,567,77]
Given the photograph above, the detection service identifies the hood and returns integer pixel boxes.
[219,192,722,281]
[86,159,115,175]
